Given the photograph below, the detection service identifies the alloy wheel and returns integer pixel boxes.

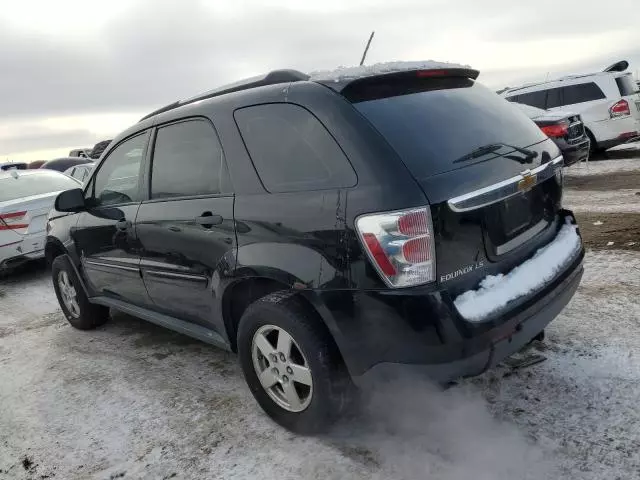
[58,271,80,318]
[251,324,313,412]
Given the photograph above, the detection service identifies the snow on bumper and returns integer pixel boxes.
[454,222,581,322]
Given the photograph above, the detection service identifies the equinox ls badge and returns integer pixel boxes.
[518,170,537,192]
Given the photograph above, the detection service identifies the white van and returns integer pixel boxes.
[501,61,640,151]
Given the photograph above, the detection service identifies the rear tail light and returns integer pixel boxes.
[610,99,630,118]
[356,207,436,287]
[0,211,28,230]
[540,124,569,138]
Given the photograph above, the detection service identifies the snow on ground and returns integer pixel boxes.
[607,140,640,152]
[564,157,639,177]
[1,249,640,480]
[563,189,640,213]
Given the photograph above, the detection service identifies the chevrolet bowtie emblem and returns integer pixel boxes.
[518,170,537,192]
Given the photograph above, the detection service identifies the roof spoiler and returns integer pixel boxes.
[603,60,629,72]
[316,67,480,93]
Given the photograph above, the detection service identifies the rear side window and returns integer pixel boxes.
[234,104,356,193]
[0,172,79,202]
[508,90,547,109]
[615,75,638,96]
[562,82,605,105]
[150,119,230,199]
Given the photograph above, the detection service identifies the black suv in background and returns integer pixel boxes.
[46,65,584,433]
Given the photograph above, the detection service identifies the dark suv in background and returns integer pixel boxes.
[46,64,584,433]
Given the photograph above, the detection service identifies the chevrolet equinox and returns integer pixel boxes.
[46,62,585,433]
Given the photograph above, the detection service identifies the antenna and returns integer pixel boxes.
[359,31,375,66]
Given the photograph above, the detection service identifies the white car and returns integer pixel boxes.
[0,169,81,270]
[501,61,640,152]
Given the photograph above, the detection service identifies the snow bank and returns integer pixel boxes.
[454,222,581,322]
[607,140,640,153]
[309,60,471,83]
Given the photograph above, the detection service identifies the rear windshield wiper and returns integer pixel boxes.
[453,143,538,164]
[453,144,503,163]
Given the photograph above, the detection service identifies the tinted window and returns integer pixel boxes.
[355,80,547,178]
[90,133,147,206]
[546,87,563,109]
[562,83,605,105]
[235,104,356,193]
[509,90,548,109]
[616,75,638,96]
[151,120,228,199]
[0,171,80,202]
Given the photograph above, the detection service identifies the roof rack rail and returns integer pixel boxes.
[139,69,310,122]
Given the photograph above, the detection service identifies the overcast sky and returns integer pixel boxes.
[1,0,639,161]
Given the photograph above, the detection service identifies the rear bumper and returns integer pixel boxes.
[0,233,46,269]
[554,137,590,166]
[313,212,584,381]
[353,253,583,384]
[589,116,640,149]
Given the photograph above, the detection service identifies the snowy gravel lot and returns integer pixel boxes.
[1,158,639,480]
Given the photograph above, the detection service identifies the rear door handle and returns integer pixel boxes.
[115,219,132,230]
[195,212,223,228]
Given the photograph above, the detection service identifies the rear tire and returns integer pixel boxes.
[52,255,110,330]
[237,291,351,434]
[586,130,598,158]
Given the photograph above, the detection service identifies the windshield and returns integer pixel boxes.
[354,79,547,178]
[0,172,79,202]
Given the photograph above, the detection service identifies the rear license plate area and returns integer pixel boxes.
[501,194,533,236]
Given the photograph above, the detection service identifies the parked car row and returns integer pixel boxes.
[512,103,590,166]
[0,169,81,270]
[39,62,585,433]
[501,60,640,155]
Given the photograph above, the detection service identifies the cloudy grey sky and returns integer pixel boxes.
[1,0,639,161]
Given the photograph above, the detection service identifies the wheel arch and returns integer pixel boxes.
[221,275,348,370]
[44,237,67,266]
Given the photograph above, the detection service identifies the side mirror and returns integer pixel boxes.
[55,188,86,212]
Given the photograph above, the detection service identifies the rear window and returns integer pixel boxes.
[616,75,638,96]
[0,172,79,202]
[355,79,547,178]
[562,82,605,105]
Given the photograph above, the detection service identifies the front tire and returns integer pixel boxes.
[237,291,351,434]
[52,255,110,330]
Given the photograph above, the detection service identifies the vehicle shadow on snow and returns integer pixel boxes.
[0,259,48,285]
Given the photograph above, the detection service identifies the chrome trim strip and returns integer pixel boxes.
[447,155,563,212]
[84,260,139,273]
[144,269,208,283]
[495,219,549,255]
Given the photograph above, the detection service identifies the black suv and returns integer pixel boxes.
[46,66,584,433]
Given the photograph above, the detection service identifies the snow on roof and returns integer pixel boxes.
[454,221,581,322]
[309,60,472,83]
